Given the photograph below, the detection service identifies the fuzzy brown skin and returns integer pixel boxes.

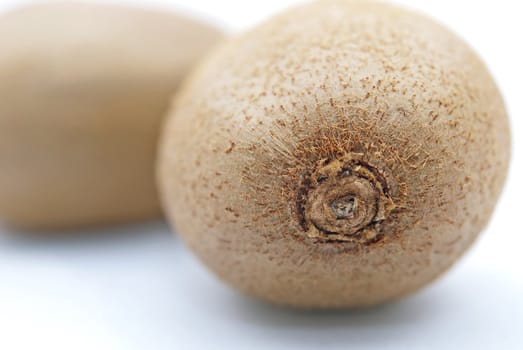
[159,0,510,308]
[0,3,223,230]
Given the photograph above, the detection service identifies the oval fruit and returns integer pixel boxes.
[159,0,510,308]
[0,3,223,230]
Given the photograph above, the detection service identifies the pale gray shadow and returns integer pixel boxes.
[191,267,520,350]
[227,289,444,332]
[0,220,175,258]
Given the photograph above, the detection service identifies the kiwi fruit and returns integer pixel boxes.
[0,3,223,230]
[159,0,510,308]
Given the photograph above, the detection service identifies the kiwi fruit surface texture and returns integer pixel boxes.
[159,0,510,308]
[0,3,223,230]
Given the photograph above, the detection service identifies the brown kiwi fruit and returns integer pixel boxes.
[159,0,510,308]
[0,3,223,230]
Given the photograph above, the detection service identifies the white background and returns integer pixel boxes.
[0,1,522,349]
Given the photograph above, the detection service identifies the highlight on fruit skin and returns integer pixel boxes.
[158,0,510,308]
[0,3,223,230]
